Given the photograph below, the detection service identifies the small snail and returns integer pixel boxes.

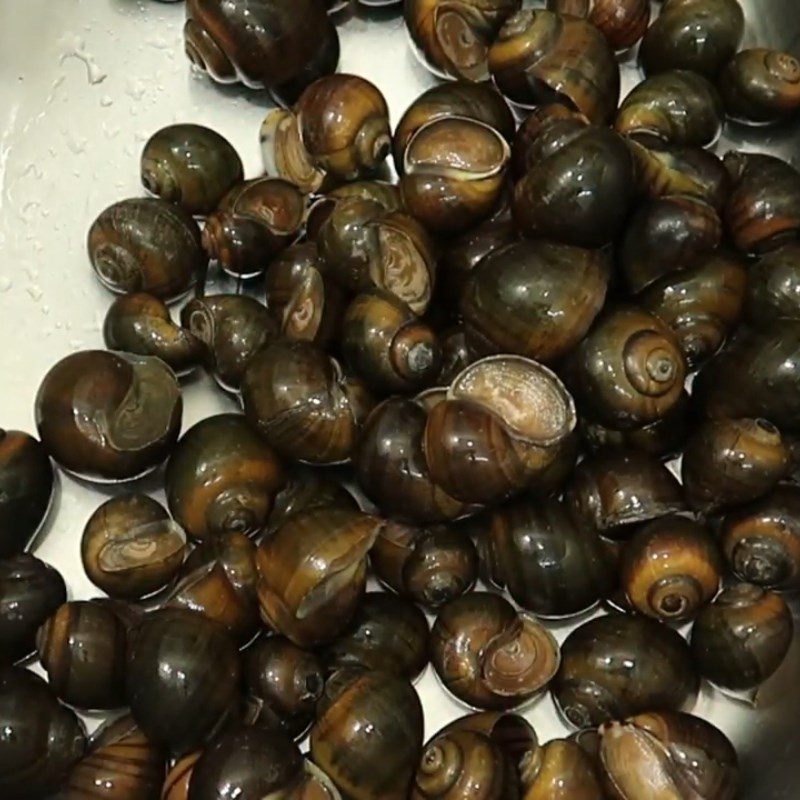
[140,123,243,215]
[267,469,357,533]
[620,515,723,622]
[0,429,53,558]
[520,738,604,800]
[438,710,539,764]
[87,197,205,302]
[255,506,379,647]
[34,350,182,483]
[103,293,204,377]
[746,243,800,323]
[180,294,277,393]
[81,493,187,600]
[546,0,650,50]
[552,612,699,729]
[165,413,285,542]
[430,592,560,710]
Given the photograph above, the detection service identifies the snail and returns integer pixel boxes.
[437,326,475,385]
[261,74,391,192]
[638,250,748,368]
[682,418,790,514]
[0,667,86,798]
[0,429,53,558]
[473,496,616,618]
[545,0,649,50]
[400,116,510,235]
[616,70,724,147]
[746,243,800,323]
[564,448,686,540]
[126,608,240,756]
[720,486,800,591]
[599,711,739,800]
[255,506,379,647]
[243,636,325,740]
[438,710,539,764]
[620,515,723,622]
[488,9,620,124]
[520,738,605,800]
[460,240,610,362]
[723,151,800,255]
[310,668,424,800]
[180,294,277,393]
[423,355,577,505]
[34,350,182,483]
[430,592,560,710]
[561,306,687,430]
[404,0,522,81]
[317,198,437,315]
[266,469,357,533]
[242,340,375,465]
[202,178,306,278]
[87,197,205,302]
[0,555,66,666]
[551,612,699,729]
[140,123,243,215]
[163,752,201,800]
[720,48,800,125]
[620,194,722,295]
[103,293,204,377]
[370,520,478,609]
[165,413,285,542]
[81,493,187,600]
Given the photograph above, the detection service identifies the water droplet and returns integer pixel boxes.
[100,95,114,108]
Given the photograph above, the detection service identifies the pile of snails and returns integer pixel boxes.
[3,0,800,797]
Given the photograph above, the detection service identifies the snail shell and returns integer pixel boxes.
[552,612,699,729]
[746,243,800,323]
[87,198,204,302]
[520,738,604,800]
[267,469,357,533]
[242,340,375,465]
[163,752,201,800]
[437,326,475,385]
[561,306,687,430]
[430,592,560,711]
[103,292,203,377]
[620,515,723,622]
[461,240,610,362]
[616,70,724,147]
[140,123,243,215]
[546,0,650,50]
[34,350,182,483]
[424,355,577,505]
[488,9,620,124]
[255,506,379,647]
[180,294,277,393]
[438,711,539,766]
[404,0,522,82]
[720,48,800,125]
[81,493,187,600]
[165,413,284,542]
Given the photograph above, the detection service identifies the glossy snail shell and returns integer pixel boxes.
[267,470,357,533]
[546,0,649,50]
[520,738,604,800]
[746,243,800,323]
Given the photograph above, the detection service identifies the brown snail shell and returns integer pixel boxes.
[202,178,306,278]
[242,340,375,465]
[616,70,724,147]
[723,151,800,255]
[34,350,182,483]
[163,752,201,800]
[438,711,538,766]
[165,413,285,542]
[342,290,442,394]
[720,486,800,591]
[638,250,747,368]
[599,711,739,800]
[437,327,475,385]
[546,0,649,50]
[401,116,510,235]
[81,493,187,600]
[371,521,478,609]
[255,506,379,647]
[682,418,789,514]
[620,515,723,622]
[404,0,522,82]
[461,240,610,362]
[264,242,346,349]
[720,48,800,125]
[318,198,437,315]
[180,294,277,393]
[520,738,604,800]
[311,668,424,800]
[561,306,687,430]
[87,198,204,302]
[488,9,620,124]
[746,243,800,324]
[430,592,560,711]
[103,292,203,377]
[424,355,577,505]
